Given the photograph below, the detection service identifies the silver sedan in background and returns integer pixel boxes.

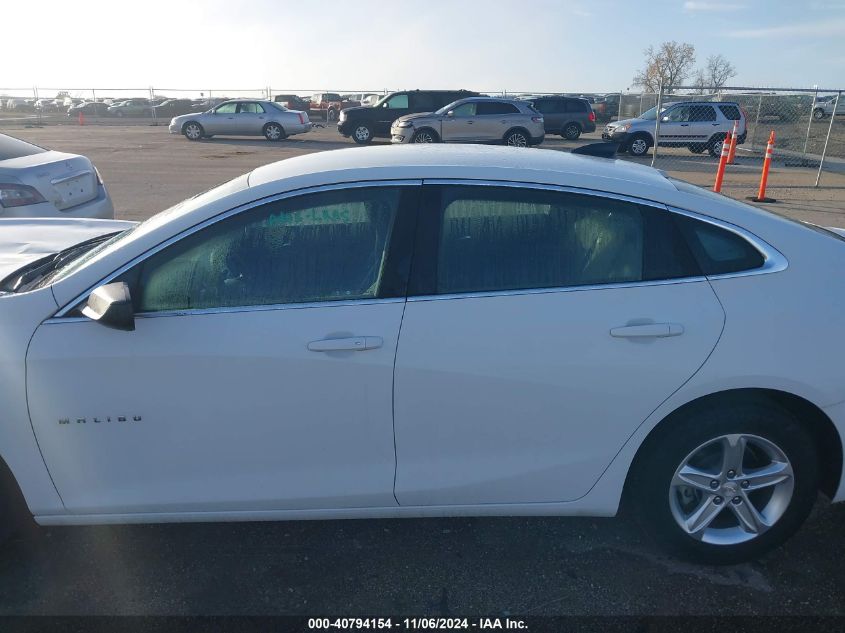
[169,99,312,141]
[0,134,113,219]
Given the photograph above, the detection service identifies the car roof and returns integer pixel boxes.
[248,145,675,193]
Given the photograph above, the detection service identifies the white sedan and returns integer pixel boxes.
[1,145,843,563]
[0,133,114,219]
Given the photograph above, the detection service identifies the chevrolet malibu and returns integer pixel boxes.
[169,99,311,141]
[0,133,114,219]
[1,145,843,563]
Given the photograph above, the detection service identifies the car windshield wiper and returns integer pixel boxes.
[0,232,120,293]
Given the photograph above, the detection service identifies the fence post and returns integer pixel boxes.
[751,94,763,150]
[33,86,40,123]
[617,90,623,122]
[802,87,818,160]
[815,91,840,187]
[651,83,664,167]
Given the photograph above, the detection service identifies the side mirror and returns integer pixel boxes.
[81,282,135,331]
[661,115,670,122]
[446,110,455,117]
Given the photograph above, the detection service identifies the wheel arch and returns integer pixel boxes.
[0,451,33,527]
[181,120,202,133]
[503,126,531,141]
[623,388,843,505]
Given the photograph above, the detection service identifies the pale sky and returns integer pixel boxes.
[2,0,843,96]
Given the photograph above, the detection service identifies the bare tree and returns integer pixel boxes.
[701,54,737,91]
[632,41,696,93]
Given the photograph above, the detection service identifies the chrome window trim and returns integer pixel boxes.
[666,205,788,279]
[44,297,405,325]
[409,179,788,301]
[407,276,710,304]
[53,179,422,318]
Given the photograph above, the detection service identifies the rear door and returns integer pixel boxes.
[233,102,267,135]
[688,104,719,144]
[393,183,725,506]
[474,101,520,140]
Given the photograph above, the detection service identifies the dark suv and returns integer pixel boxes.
[523,96,596,140]
[337,89,478,144]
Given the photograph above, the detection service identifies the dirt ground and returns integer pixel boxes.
[5,122,844,228]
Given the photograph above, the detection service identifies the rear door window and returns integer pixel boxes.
[0,134,47,161]
[690,105,717,122]
[411,93,436,111]
[476,102,519,115]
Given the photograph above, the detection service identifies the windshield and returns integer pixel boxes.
[0,134,47,161]
[1,230,130,293]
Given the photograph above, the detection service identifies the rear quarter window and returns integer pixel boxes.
[718,104,742,120]
[674,214,765,275]
[0,134,47,161]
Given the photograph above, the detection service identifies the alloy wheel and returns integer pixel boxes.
[265,124,282,141]
[185,124,202,140]
[355,126,372,142]
[668,433,794,545]
[506,132,528,147]
[630,138,648,156]
[413,130,434,143]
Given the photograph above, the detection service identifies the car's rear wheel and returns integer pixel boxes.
[352,124,374,144]
[327,109,338,122]
[504,129,529,147]
[182,121,204,141]
[412,128,439,143]
[629,399,819,563]
[708,134,727,157]
[562,123,582,140]
[263,122,285,141]
[627,133,650,157]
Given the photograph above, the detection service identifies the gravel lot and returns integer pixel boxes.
[0,121,843,618]
[6,122,845,227]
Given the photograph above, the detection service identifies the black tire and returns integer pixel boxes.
[327,108,338,122]
[352,124,374,144]
[263,122,286,141]
[504,128,530,147]
[689,144,707,154]
[813,108,826,120]
[629,399,819,564]
[0,459,34,547]
[182,121,204,141]
[708,134,727,158]
[562,122,582,141]
[626,133,651,157]
[411,128,439,143]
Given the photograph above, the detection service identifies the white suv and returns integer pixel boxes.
[603,101,747,158]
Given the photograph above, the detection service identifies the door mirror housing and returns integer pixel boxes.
[81,282,135,331]
[446,110,455,117]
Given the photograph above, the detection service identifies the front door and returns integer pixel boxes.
[375,93,411,135]
[440,102,479,141]
[27,184,419,514]
[204,101,239,134]
[393,184,725,506]
[659,105,694,144]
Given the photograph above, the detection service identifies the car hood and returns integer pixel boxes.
[0,218,136,281]
[608,117,641,127]
[170,111,207,123]
[394,112,436,124]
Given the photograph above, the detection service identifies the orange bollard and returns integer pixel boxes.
[712,131,732,193]
[726,119,739,165]
[751,131,777,203]
[78,112,85,126]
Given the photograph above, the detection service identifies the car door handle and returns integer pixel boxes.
[680,123,689,126]
[307,336,383,352]
[610,323,684,338]
[466,121,473,124]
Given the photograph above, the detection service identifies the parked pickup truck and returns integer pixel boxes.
[310,93,360,122]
